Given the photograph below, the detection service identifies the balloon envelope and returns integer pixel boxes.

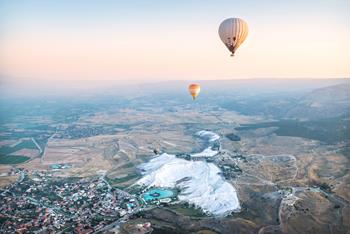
[188,84,200,100]
[218,18,248,56]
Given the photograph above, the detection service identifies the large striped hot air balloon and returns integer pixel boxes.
[188,84,200,100]
[218,18,248,56]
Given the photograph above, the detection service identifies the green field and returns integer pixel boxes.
[0,140,38,155]
[107,174,140,185]
[170,204,206,217]
[0,155,30,164]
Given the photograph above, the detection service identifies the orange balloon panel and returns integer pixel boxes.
[188,84,201,100]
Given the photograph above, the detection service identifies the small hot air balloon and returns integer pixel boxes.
[188,84,200,100]
[218,18,248,56]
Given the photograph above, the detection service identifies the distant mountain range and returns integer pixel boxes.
[213,81,350,121]
[285,83,350,120]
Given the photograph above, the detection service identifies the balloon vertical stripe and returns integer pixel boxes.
[219,18,248,56]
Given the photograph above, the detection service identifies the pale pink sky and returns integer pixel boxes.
[1,1,349,82]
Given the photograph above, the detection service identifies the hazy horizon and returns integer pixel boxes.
[1,76,349,98]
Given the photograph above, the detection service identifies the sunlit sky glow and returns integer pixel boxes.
[0,0,349,82]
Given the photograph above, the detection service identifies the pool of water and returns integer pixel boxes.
[143,188,175,201]
[50,164,72,169]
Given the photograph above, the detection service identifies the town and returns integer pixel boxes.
[0,169,146,233]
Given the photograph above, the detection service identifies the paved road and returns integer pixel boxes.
[94,176,142,233]
[31,137,43,154]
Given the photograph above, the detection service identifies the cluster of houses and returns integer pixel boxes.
[218,163,242,179]
[0,171,139,233]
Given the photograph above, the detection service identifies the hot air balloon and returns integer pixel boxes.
[188,84,200,100]
[218,18,248,56]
